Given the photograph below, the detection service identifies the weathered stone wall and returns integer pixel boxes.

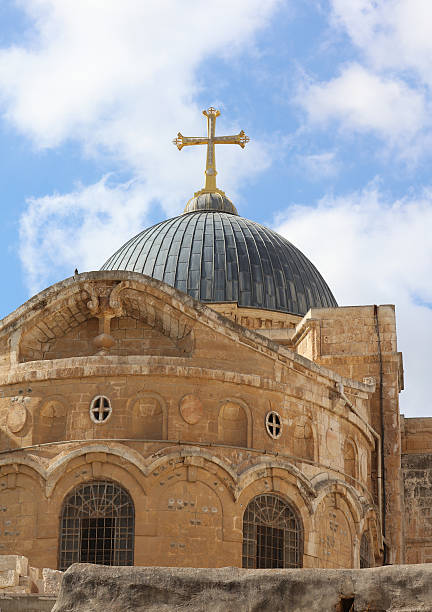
[402,416,432,455]
[0,273,382,572]
[52,563,432,612]
[401,417,432,564]
[208,302,301,330]
[292,305,403,564]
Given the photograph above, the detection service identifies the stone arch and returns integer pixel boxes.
[0,455,46,481]
[237,460,316,511]
[58,479,135,570]
[314,489,358,569]
[292,416,315,461]
[127,391,167,440]
[139,450,240,565]
[360,530,372,568]
[34,396,67,444]
[312,478,364,525]
[145,447,238,501]
[0,466,44,559]
[218,398,250,447]
[47,446,148,499]
[151,474,224,567]
[237,466,313,558]
[362,510,382,567]
[242,493,303,568]
[344,438,357,482]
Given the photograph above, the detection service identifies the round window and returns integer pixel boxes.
[90,396,112,424]
[265,411,282,439]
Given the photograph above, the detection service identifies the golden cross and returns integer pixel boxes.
[173,107,250,194]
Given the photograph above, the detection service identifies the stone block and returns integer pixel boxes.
[18,575,39,593]
[0,569,19,589]
[42,568,63,595]
[2,585,28,593]
[29,566,41,583]
[0,555,28,577]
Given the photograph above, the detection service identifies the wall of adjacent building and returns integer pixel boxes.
[291,305,404,564]
[401,416,432,564]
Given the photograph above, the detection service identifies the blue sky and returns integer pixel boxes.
[0,0,431,416]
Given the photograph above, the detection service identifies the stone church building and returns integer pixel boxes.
[0,108,430,575]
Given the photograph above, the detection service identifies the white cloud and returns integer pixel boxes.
[274,185,432,417]
[19,177,152,295]
[0,0,278,291]
[296,151,339,179]
[299,63,427,143]
[330,0,432,82]
[297,1,432,153]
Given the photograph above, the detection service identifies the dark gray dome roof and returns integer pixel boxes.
[101,211,337,316]
[184,192,238,215]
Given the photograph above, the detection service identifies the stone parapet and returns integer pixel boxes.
[52,563,432,612]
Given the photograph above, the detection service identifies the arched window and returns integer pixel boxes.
[293,419,314,461]
[130,395,164,439]
[218,401,247,446]
[360,532,372,568]
[59,481,134,571]
[35,400,66,444]
[344,439,357,481]
[242,494,302,569]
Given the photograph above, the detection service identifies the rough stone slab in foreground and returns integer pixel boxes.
[52,563,432,612]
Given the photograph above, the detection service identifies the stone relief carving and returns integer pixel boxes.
[81,281,195,356]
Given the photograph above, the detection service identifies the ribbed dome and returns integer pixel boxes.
[184,192,238,215]
[101,211,337,316]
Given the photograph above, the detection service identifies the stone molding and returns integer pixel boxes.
[0,271,375,395]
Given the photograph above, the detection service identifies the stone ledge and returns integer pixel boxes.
[0,593,56,612]
[52,563,432,612]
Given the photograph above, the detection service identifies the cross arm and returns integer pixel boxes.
[173,133,208,150]
[213,130,250,149]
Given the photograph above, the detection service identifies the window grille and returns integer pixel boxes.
[242,494,302,568]
[265,411,282,439]
[90,396,112,423]
[360,532,371,568]
[59,480,134,571]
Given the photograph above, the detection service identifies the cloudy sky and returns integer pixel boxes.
[0,0,431,417]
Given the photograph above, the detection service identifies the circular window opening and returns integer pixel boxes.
[90,396,112,424]
[265,411,282,439]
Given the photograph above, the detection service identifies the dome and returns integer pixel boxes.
[101,210,337,316]
[184,192,238,215]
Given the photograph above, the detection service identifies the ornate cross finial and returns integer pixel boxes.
[173,107,250,195]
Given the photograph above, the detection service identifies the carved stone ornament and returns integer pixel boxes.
[82,282,127,355]
[179,394,204,425]
[7,400,27,433]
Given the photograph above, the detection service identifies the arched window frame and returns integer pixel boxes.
[217,397,252,447]
[242,493,303,569]
[127,391,168,440]
[292,416,315,461]
[360,531,372,568]
[34,395,67,444]
[344,438,358,482]
[58,480,134,571]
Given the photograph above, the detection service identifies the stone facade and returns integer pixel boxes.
[401,417,432,564]
[0,270,407,573]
